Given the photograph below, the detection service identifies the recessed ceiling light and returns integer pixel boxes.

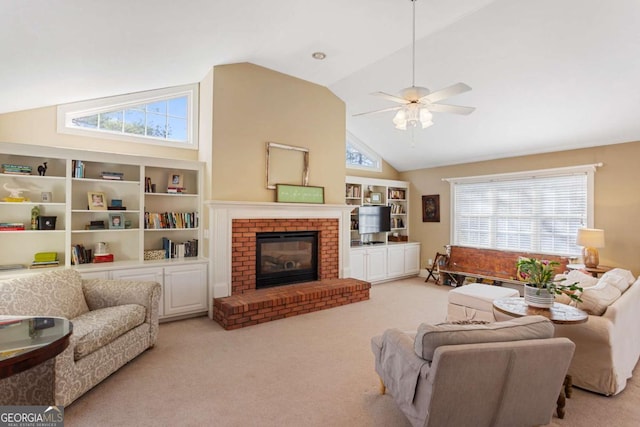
[311,52,326,60]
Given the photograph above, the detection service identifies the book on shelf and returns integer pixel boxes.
[0,222,25,231]
[107,206,127,210]
[71,245,92,265]
[2,163,32,174]
[72,160,85,178]
[0,264,26,271]
[167,186,186,194]
[101,171,124,180]
[30,261,60,269]
[93,253,114,263]
[162,237,198,259]
[33,252,58,263]
[145,211,198,229]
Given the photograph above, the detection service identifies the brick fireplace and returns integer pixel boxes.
[206,201,369,329]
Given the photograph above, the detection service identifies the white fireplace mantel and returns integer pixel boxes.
[205,200,354,317]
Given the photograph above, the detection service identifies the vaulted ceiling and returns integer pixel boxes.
[2,0,639,171]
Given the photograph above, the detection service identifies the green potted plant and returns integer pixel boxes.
[516,257,583,308]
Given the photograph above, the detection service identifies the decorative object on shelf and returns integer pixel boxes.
[3,182,30,202]
[37,162,48,176]
[87,191,107,210]
[422,194,440,222]
[576,228,605,268]
[86,220,105,230]
[516,257,582,308]
[108,213,124,229]
[266,142,310,190]
[37,216,57,230]
[94,241,108,255]
[30,205,40,230]
[41,191,52,202]
[108,198,126,210]
[370,192,382,204]
[353,0,474,130]
[144,249,166,261]
[275,184,324,204]
[168,172,184,188]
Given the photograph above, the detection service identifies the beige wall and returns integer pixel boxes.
[401,140,640,275]
[210,63,346,204]
[0,106,198,161]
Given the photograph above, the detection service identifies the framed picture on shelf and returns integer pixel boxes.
[87,191,107,210]
[422,194,440,222]
[168,172,184,188]
[108,213,125,229]
[370,192,382,204]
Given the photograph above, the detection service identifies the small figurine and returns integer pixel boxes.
[3,182,30,201]
[37,162,48,176]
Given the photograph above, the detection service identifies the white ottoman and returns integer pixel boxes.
[447,283,520,322]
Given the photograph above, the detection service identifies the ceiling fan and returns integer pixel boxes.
[354,0,475,130]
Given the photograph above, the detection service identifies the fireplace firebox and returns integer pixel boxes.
[256,231,318,289]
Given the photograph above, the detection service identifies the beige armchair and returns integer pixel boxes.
[371,316,575,427]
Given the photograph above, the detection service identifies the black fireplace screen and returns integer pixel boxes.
[256,231,318,288]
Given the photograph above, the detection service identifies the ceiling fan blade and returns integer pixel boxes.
[421,82,472,103]
[353,105,402,117]
[370,91,409,104]
[427,103,475,115]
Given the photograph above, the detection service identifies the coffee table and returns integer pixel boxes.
[492,297,587,419]
[0,316,72,379]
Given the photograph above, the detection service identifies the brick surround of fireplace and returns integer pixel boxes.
[231,218,339,295]
[206,201,369,329]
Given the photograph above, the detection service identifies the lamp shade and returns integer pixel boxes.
[576,228,605,248]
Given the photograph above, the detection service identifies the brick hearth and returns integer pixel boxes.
[213,278,371,330]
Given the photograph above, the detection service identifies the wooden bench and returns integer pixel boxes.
[437,246,570,288]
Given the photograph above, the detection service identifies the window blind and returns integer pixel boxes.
[452,171,590,256]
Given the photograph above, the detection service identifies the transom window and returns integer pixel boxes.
[346,132,381,171]
[57,84,198,149]
[446,164,600,256]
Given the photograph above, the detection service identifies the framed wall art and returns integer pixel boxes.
[422,194,440,222]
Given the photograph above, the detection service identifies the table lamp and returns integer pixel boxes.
[576,228,605,268]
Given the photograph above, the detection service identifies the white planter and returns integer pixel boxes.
[524,284,555,308]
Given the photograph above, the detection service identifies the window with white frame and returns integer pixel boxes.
[57,84,199,149]
[447,164,600,256]
[346,132,381,171]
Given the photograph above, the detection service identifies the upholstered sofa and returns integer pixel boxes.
[0,269,161,406]
[551,268,640,396]
[371,316,575,427]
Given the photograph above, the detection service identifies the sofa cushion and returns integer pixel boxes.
[0,269,89,319]
[578,283,621,316]
[71,304,146,360]
[600,269,635,293]
[414,315,554,361]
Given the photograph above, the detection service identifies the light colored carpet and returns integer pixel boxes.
[64,277,639,426]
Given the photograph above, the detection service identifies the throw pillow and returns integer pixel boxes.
[577,283,621,316]
[565,270,599,289]
[414,315,554,361]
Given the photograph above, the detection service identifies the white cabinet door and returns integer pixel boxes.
[112,267,165,317]
[350,249,366,280]
[78,270,111,280]
[404,244,421,275]
[366,247,388,282]
[387,245,405,278]
[163,263,208,317]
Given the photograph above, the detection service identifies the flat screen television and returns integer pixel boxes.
[359,205,391,234]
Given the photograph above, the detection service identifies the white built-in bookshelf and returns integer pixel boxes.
[0,142,207,320]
